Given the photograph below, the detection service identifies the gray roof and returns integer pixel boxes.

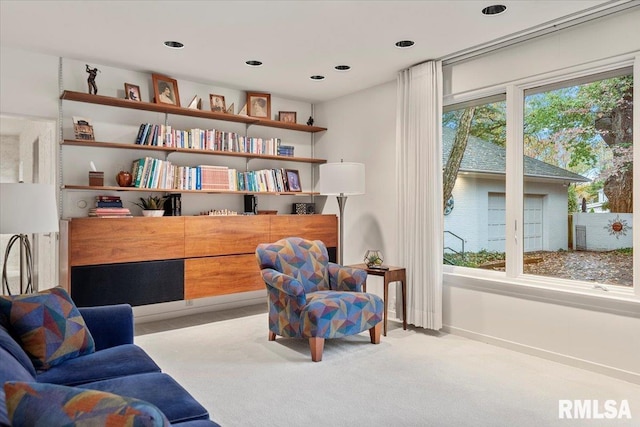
[442,127,589,183]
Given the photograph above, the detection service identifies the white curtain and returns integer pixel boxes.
[396,61,443,330]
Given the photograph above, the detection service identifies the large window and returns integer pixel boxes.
[443,98,507,270]
[444,67,635,291]
[523,71,633,288]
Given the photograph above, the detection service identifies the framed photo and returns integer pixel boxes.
[72,116,94,141]
[285,169,302,192]
[246,92,271,119]
[278,111,297,123]
[209,94,226,113]
[152,74,180,107]
[124,83,141,101]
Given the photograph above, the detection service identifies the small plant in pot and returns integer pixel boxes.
[132,195,167,217]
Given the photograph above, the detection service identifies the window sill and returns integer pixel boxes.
[443,267,639,318]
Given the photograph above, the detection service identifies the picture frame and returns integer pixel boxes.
[246,92,271,119]
[152,73,180,107]
[285,169,302,192]
[209,94,226,113]
[278,111,297,124]
[72,116,95,141]
[187,95,201,110]
[124,83,141,102]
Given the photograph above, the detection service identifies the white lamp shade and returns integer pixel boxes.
[319,162,365,196]
[0,183,59,234]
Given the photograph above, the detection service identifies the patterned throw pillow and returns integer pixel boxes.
[4,381,170,426]
[0,287,95,370]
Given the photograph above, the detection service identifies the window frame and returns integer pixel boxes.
[443,53,640,310]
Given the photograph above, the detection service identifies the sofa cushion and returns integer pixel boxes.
[4,381,169,426]
[37,343,161,386]
[0,287,95,370]
[0,346,37,426]
[0,323,36,378]
[78,372,210,424]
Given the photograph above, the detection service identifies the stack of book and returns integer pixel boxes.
[277,145,295,157]
[89,196,132,218]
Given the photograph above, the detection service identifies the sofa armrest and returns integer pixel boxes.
[327,263,367,292]
[78,304,134,351]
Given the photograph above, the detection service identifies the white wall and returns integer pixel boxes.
[573,212,633,251]
[315,10,640,383]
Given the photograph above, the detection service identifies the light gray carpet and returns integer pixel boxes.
[135,306,640,427]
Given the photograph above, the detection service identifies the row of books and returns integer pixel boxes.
[135,123,291,156]
[130,157,300,192]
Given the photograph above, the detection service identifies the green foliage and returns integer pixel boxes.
[567,185,578,213]
[444,249,505,268]
[615,247,632,255]
[132,195,167,210]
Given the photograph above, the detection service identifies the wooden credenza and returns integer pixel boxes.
[59,214,337,307]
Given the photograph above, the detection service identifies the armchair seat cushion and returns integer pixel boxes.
[301,291,383,338]
[36,343,161,386]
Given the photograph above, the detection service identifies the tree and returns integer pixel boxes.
[443,107,475,209]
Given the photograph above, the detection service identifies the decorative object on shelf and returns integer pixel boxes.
[151,73,180,107]
[246,92,271,119]
[199,209,238,216]
[187,95,201,110]
[292,203,315,215]
[209,94,226,113]
[85,64,99,95]
[244,194,257,214]
[307,116,314,126]
[132,195,168,217]
[319,160,365,264]
[284,169,302,192]
[164,194,181,216]
[1,183,59,295]
[364,250,384,268]
[88,171,104,186]
[73,116,94,141]
[225,103,234,114]
[124,83,140,101]
[116,170,132,187]
[278,111,296,123]
[238,103,248,116]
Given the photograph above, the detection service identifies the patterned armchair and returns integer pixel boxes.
[255,237,383,361]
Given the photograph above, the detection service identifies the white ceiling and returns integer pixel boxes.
[0,0,632,104]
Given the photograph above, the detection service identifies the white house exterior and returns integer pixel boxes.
[443,128,588,254]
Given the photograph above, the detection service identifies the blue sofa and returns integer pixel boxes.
[1,303,219,426]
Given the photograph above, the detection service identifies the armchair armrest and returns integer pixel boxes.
[327,263,367,292]
[78,304,134,351]
[261,268,306,298]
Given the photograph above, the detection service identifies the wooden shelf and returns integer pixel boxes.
[61,139,326,164]
[62,184,320,196]
[60,91,327,133]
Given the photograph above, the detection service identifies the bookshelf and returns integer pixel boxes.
[60,91,327,196]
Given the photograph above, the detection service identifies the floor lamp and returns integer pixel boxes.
[319,161,365,265]
[1,183,59,295]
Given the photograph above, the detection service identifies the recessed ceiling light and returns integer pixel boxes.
[245,60,263,67]
[395,40,415,49]
[164,41,184,49]
[310,75,325,81]
[334,65,351,71]
[481,5,507,15]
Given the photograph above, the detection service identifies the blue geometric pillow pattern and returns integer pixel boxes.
[4,381,169,427]
[0,287,95,370]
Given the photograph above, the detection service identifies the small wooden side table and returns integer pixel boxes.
[349,264,407,336]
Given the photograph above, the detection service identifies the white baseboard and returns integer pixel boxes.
[133,291,265,324]
[443,324,640,385]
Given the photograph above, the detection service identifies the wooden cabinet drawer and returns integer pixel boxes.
[184,254,264,299]
[184,216,271,257]
[270,214,337,247]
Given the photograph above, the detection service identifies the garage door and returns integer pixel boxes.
[487,194,543,252]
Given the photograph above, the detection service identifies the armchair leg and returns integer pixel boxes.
[369,322,381,344]
[309,337,324,362]
[268,331,276,341]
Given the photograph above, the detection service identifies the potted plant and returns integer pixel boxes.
[132,195,167,217]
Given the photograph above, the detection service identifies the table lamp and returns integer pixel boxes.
[1,183,59,295]
[319,160,365,264]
